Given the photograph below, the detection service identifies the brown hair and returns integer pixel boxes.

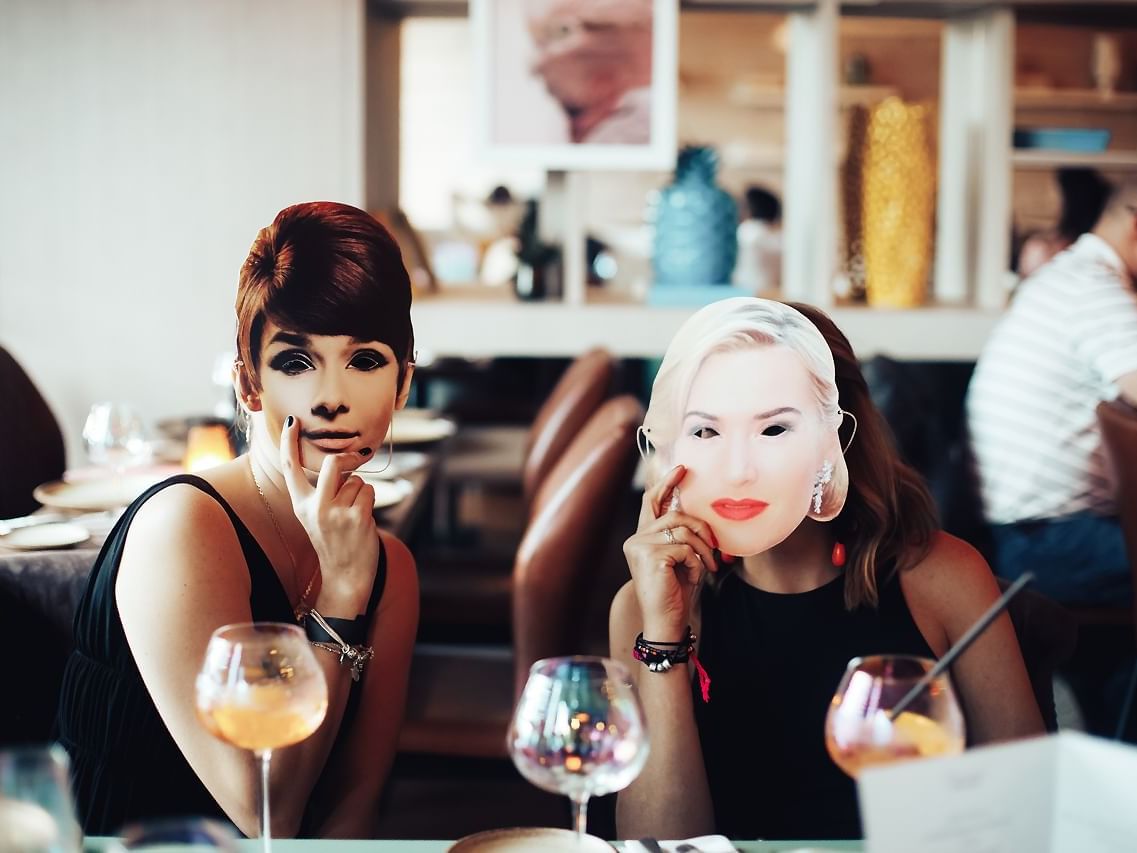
[235,201,414,389]
[787,303,940,610]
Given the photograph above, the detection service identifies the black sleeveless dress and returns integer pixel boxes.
[55,475,387,835]
[692,568,934,841]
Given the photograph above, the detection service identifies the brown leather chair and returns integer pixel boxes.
[419,349,615,634]
[437,348,615,518]
[0,345,66,519]
[0,549,96,745]
[399,394,644,759]
[1092,399,1137,625]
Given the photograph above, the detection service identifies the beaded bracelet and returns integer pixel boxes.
[305,607,375,682]
[632,627,696,672]
[632,626,712,703]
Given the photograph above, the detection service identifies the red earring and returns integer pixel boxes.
[831,542,846,568]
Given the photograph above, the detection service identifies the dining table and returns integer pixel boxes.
[85,839,862,853]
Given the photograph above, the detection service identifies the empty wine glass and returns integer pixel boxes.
[82,402,149,473]
[0,744,81,853]
[508,656,650,841]
[194,623,328,853]
[824,654,966,778]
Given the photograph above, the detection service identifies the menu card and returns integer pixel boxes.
[857,731,1137,852]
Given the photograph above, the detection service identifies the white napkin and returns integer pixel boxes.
[621,836,738,852]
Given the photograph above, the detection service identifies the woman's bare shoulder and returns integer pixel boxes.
[118,481,252,591]
[900,531,1002,635]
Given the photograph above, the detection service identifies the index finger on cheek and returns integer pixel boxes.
[278,415,309,495]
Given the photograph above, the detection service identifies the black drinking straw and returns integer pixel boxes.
[888,572,1035,722]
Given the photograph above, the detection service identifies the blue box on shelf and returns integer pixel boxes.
[1012,127,1111,152]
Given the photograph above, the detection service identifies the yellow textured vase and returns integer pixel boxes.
[860,97,936,308]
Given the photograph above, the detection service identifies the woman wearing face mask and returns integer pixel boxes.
[610,298,1044,841]
[57,202,418,838]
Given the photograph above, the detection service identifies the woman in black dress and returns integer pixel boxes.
[57,202,419,838]
[611,298,1043,840]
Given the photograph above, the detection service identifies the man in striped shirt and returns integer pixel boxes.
[967,180,1137,605]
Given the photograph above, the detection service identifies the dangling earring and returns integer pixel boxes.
[812,460,833,515]
[831,541,846,568]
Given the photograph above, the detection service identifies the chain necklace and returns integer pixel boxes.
[248,456,318,621]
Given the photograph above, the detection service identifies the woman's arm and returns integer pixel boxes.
[305,532,419,838]
[901,532,1046,744]
[610,582,715,839]
[116,485,366,838]
[611,465,719,839]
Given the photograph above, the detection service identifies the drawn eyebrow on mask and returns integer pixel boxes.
[684,406,801,422]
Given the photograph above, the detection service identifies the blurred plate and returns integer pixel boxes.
[389,415,455,445]
[363,477,414,509]
[0,522,90,550]
[450,827,616,852]
[34,472,167,512]
[355,451,429,480]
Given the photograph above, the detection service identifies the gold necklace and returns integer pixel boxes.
[248,457,318,620]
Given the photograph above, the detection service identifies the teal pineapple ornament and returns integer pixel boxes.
[651,146,738,286]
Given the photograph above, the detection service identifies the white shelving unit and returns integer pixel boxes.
[386,1,1130,361]
[1011,150,1137,170]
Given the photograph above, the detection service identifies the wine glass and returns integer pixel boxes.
[82,402,149,473]
[194,623,328,853]
[0,744,81,853]
[824,654,966,778]
[508,656,650,841]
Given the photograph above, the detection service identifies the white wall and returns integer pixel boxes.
[0,0,365,467]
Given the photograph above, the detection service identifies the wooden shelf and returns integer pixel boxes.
[1011,150,1137,170]
[727,84,898,110]
[1015,88,1137,112]
[411,298,1001,360]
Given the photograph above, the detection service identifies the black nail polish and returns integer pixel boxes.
[360,447,372,457]
[285,415,294,427]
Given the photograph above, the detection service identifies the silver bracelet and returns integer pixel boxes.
[306,607,375,682]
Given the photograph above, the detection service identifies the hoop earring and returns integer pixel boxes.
[812,459,833,515]
[357,416,395,474]
[838,409,858,454]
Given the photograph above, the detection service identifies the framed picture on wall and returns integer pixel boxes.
[471,0,678,171]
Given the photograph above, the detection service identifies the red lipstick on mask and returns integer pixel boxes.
[711,499,769,521]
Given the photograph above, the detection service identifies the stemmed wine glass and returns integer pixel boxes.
[194,623,328,853]
[82,402,149,473]
[824,654,966,778]
[508,656,650,841]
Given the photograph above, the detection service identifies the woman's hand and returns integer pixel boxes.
[279,415,379,617]
[622,465,718,641]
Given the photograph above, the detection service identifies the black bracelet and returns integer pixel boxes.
[633,627,697,673]
[303,611,369,646]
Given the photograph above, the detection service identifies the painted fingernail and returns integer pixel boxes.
[721,552,734,563]
[360,447,372,457]
[285,415,294,428]
[710,530,719,549]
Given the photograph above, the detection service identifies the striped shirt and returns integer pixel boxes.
[966,234,1137,524]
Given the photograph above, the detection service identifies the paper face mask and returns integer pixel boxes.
[669,345,832,558]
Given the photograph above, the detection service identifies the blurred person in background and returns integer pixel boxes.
[526,0,653,144]
[1016,168,1113,279]
[732,185,783,294]
[968,179,1137,606]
